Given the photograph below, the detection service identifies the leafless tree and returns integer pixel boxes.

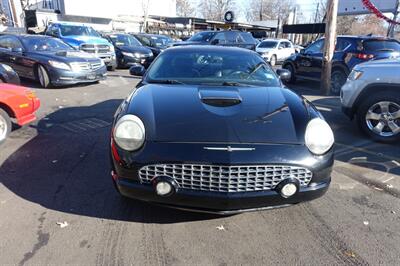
[246,0,296,23]
[177,0,195,17]
[198,0,236,21]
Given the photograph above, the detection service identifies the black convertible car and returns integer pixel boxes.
[0,34,107,88]
[110,46,334,214]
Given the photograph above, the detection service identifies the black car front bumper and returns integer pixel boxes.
[118,55,154,68]
[48,66,107,86]
[115,176,330,214]
[111,142,333,214]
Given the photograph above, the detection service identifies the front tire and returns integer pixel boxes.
[283,64,296,83]
[356,91,400,143]
[37,65,51,88]
[107,65,117,71]
[0,108,11,145]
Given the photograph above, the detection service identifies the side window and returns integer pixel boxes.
[0,37,14,50]
[50,25,59,37]
[278,42,285,49]
[9,37,23,49]
[240,32,256,44]
[212,32,226,44]
[0,37,9,49]
[305,40,324,54]
[225,31,239,43]
[335,39,351,52]
[285,42,293,48]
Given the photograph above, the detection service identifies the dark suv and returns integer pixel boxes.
[282,36,400,94]
[172,30,257,50]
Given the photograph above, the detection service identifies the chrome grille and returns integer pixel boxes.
[80,44,110,54]
[70,62,103,71]
[138,164,313,193]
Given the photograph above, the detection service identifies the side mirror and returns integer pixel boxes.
[276,69,291,82]
[278,46,283,50]
[12,47,23,53]
[129,64,146,76]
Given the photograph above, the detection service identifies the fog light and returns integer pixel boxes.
[155,181,172,196]
[280,183,298,198]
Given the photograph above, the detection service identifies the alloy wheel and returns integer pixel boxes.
[330,71,346,95]
[365,101,400,137]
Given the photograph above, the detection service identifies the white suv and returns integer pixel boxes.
[341,58,400,142]
[256,39,295,66]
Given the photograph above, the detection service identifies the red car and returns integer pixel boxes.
[0,83,40,144]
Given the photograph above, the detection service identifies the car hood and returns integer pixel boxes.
[127,85,311,144]
[356,58,400,69]
[61,35,111,45]
[256,47,276,53]
[28,50,100,62]
[118,45,152,54]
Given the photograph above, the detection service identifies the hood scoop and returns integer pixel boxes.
[199,87,242,107]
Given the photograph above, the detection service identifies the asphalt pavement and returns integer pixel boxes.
[0,69,399,265]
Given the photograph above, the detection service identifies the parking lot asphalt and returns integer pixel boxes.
[0,69,399,265]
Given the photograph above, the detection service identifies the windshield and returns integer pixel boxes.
[150,36,172,47]
[363,40,400,52]
[22,37,74,52]
[188,32,216,42]
[258,41,278,48]
[109,34,142,47]
[146,50,280,87]
[60,25,100,37]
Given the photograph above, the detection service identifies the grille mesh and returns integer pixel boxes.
[70,62,102,71]
[138,164,313,193]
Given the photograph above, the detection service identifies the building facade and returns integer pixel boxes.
[13,0,176,31]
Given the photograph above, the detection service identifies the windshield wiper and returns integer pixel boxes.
[246,62,266,80]
[148,79,186,85]
[221,81,254,87]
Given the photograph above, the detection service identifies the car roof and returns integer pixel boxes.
[51,21,89,26]
[1,34,52,40]
[166,45,256,54]
[261,39,290,42]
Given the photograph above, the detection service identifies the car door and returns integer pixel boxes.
[0,36,13,68]
[9,37,35,78]
[284,41,295,59]
[296,39,324,79]
[277,41,286,61]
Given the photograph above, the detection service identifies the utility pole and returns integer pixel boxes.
[387,0,400,37]
[321,0,338,95]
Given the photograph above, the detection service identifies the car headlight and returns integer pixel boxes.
[113,115,145,151]
[100,59,105,66]
[1,64,14,72]
[348,69,363,81]
[122,52,135,57]
[134,52,142,58]
[109,45,115,52]
[48,60,71,71]
[305,118,334,155]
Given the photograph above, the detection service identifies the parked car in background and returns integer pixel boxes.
[256,39,296,66]
[283,35,400,94]
[341,58,400,142]
[0,35,107,88]
[132,33,173,57]
[0,63,20,84]
[104,33,154,68]
[0,83,40,144]
[172,30,257,50]
[45,22,117,70]
[110,46,334,214]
